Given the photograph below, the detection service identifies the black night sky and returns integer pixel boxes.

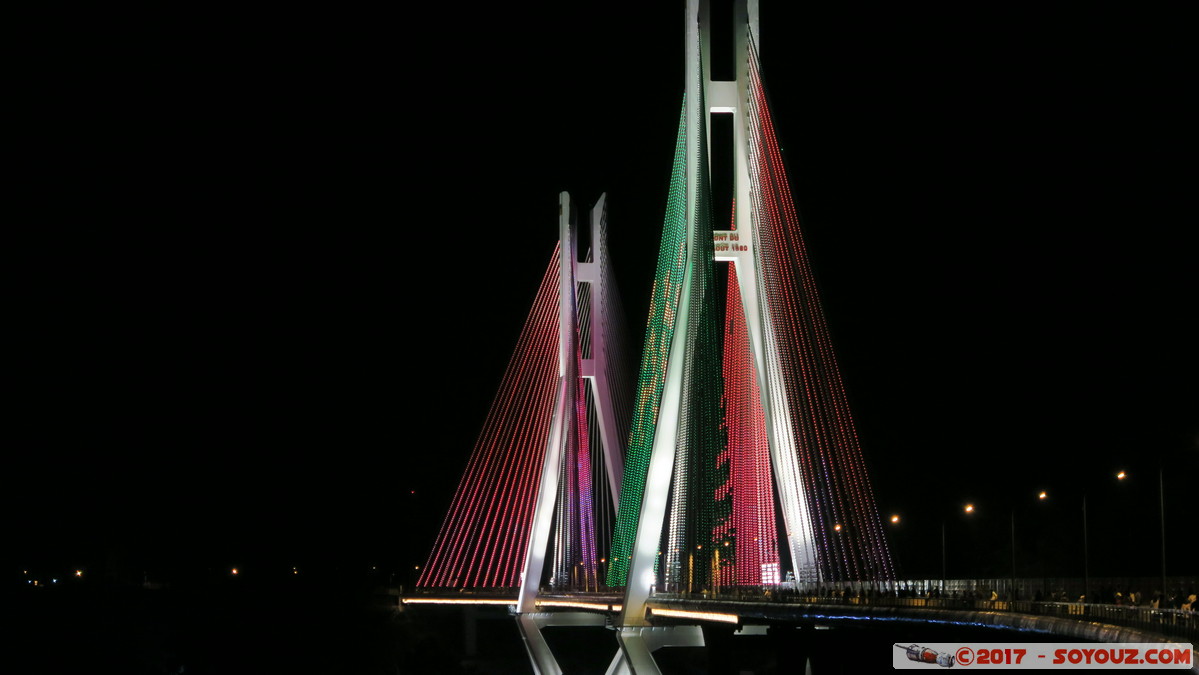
[11,4,1196,593]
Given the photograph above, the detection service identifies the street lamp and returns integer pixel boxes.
[1082,469,1149,604]
[1010,508,1016,599]
[886,514,901,590]
[1009,491,1049,600]
[1158,467,1168,605]
[941,520,946,588]
[942,503,976,588]
[1112,468,1168,602]
[1083,492,1090,602]
[1082,474,1122,602]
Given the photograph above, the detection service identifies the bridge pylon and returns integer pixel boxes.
[607,1,895,669]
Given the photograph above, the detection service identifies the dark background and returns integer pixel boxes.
[10,3,1195,591]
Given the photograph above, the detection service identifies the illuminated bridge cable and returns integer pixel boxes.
[744,35,894,583]
[417,191,632,596]
[716,261,780,586]
[607,101,691,588]
[418,247,561,589]
[667,94,727,593]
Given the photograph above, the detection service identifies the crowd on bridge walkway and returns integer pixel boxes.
[1091,589,1198,611]
[662,583,1198,611]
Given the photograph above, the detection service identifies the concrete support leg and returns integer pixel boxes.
[463,605,477,657]
[614,625,705,675]
[769,624,809,674]
[516,614,561,675]
[702,623,737,675]
[516,611,611,675]
[605,648,633,675]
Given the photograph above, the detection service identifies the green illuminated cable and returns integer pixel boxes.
[606,101,690,587]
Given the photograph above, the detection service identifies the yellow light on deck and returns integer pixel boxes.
[231,568,239,575]
[75,570,83,577]
[1038,491,1048,500]
[402,597,516,606]
[833,524,842,532]
[890,515,900,524]
[964,504,975,513]
[1117,471,1127,480]
[652,608,739,624]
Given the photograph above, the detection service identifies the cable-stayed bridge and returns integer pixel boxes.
[405,2,1196,673]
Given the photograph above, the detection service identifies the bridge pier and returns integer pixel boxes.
[701,623,737,674]
[462,605,477,658]
[611,625,705,675]
[768,624,812,674]
[515,611,610,675]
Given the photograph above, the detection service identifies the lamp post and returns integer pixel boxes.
[1010,509,1017,600]
[1082,493,1090,603]
[1125,468,1170,603]
[886,514,900,594]
[1081,468,1161,604]
[1082,471,1129,604]
[1158,467,1167,606]
[940,520,946,589]
[1009,491,1049,601]
[944,504,975,591]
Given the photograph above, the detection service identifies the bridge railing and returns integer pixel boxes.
[649,590,1198,643]
[402,587,520,603]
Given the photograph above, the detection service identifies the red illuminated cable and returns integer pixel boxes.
[419,247,561,587]
[742,42,894,580]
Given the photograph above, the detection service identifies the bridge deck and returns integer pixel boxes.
[644,593,1197,644]
[403,588,1196,644]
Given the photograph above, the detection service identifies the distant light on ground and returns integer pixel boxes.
[890,515,900,524]
[965,504,975,513]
